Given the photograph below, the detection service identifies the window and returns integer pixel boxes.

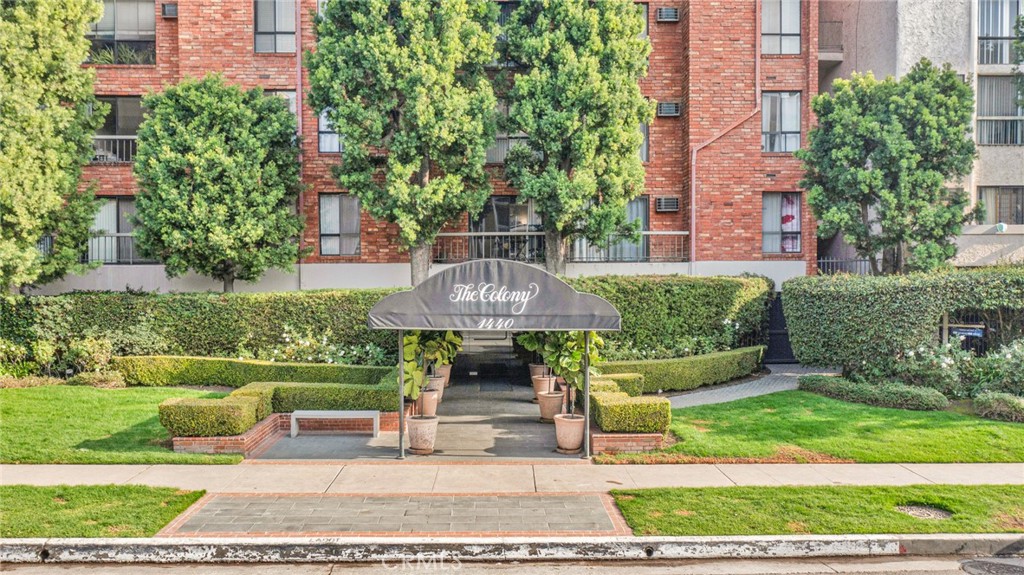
[572,197,650,262]
[640,123,650,162]
[762,0,800,55]
[93,96,143,163]
[762,92,801,152]
[977,76,1024,145]
[468,196,544,261]
[267,90,297,114]
[255,0,296,53]
[980,187,1024,225]
[486,101,527,163]
[88,0,156,65]
[318,111,342,153]
[763,192,801,253]
[89,198,149,264]
[639,4,649,39]
[319,194,360,255]
[979,0,1022,64]
[489,2,519,68]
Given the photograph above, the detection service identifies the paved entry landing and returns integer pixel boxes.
[161,493,628,537]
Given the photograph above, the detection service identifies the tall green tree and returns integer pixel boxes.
[0,0,104,293]
[797,59,977,275]
[133,75,305,292]
[501,0,654,275]
[1014,15,1024,105]
[306,0,498,286]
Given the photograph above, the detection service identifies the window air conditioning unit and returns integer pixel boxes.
[655,7,680,22]
[656,102,681,117]
[161,3,178,18]
[655,196,680,212]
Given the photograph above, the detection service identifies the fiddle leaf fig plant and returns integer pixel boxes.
[547,331,604,390]
[402,331,427,400]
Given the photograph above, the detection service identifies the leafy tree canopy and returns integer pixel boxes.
[306,0,498,285]
[133,75,305,292]
[501,0,654,274]
[797,59,977,275]
[0,0,103,293]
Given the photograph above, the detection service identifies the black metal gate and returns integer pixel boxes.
[765,295,796,363]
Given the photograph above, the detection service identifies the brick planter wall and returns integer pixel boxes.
[172,412,399,456]
[590,431,665,454]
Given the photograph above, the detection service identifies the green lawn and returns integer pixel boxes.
[0,485,203,538]
[0,386,241,464]
[613,484,1024,536]
[600,391,1024,464]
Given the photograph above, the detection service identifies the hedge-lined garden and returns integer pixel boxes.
[113,356,392,388]
[602,346,764,393]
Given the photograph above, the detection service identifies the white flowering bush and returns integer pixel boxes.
[889,342,975,398]
[258,326,391,367]
[602,336,721,362]
[971,339,1024,397]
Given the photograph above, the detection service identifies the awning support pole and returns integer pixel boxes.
[583,330,591,460]
[397,329,405,460]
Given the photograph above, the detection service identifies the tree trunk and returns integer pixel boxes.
[410,243,431,286]
[544,227,567,275]
[223,273,235,293]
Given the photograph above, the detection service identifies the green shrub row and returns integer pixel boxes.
[798,375,950,411]
[592,373,644,397]
[66,371,125,389]
[159,396,261,437]
[568,275,773,351]
[590,391,671,434]
[783,269,1024,374]
[602,346,764,393]
[973,392,1024,423]
[112,356,392,388]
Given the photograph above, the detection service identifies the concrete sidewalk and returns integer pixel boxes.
[3,463,1022,494]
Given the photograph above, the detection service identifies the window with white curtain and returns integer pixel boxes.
[267,90,297,114]
[978,0,1022,64]
[762,92,801,152]
[762,192,801,253]
[89,198,138,263]
[977,76,1024,145]
[640,123,650,162]
[571,197,650,262]
[486,101,528,163]
[318,111,342,153]
[980,187,1024,224]
[639,4,649,39]
[762,0,800,55]
[255,0,296,53]
[88,0,156,64]
[319,194,360,255]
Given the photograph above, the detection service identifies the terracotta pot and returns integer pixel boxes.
[554,414,585,453]
[418,389,439,417]
[532,375,556,401]
[528,363,549,379]
[407,415,439,455]
[435,363,453,387]
[427,376,446,402]
[537,391,564,423]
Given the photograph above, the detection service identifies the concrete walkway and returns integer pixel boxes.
[668,364,839,409]
[3,463,1022,494]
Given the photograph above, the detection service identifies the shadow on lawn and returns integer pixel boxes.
[75,415,174,454]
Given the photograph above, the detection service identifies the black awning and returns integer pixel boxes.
[367,259,620,332]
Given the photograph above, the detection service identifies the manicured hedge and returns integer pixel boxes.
[602,346,764,393]
[784,269,1024,374]
[974,392,1024,423]
[798,375,950,411]
[158,396,260,437]
[112,356,392,388]
[568,275,773,350]
[229,382,276,421]
[270,381,398,412]
[589,381,621,394]
[590,391,671,434]
[0,289,401,356]
[592,373,644,397]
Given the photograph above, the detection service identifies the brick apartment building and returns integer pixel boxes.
[40,0,822,294]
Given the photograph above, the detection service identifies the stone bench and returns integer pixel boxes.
[289,410,380,438]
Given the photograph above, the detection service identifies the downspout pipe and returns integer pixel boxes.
[295,0,305,290]
[689,0,762,266]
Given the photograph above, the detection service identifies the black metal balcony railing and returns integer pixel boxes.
[84,234,155,265]
[978,37,1016,65]
[432,231,690,264]
[817,256,874,275]
[818,20,843,53]
[92,136,137,164]
[978,119,1024,145]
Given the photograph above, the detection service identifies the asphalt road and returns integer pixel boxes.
[3,557,1023,574]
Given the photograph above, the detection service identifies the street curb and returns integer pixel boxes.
[2,534,1022,563]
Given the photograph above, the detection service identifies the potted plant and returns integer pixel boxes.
[432,330,462,387]
[546,331,603,454]
[402,331,439,454]
[517,332,556,404]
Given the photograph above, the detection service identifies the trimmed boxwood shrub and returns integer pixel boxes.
[271,381,398,412]
[592,373,644,397]
[112,356,392,388]
[590,391,671,434]
[568,275,773,350]
[784,269,1024,374]
[589,381,621,394]
[974,392,1024,423]
[602,346,763,393]
[798,375,950,411]
[230,382,276,421]
[159,396,260,437]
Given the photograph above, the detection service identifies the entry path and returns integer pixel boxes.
[668,364,839,409]
[3,463,1022,494]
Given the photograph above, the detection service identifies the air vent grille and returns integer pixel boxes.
[655,197,681,212]
[656,102,682,117]
[161,2,178,17]
[655,7,680,22]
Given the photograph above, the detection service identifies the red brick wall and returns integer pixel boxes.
[590,431,665,454]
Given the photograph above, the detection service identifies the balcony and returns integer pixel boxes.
[978,37,1016,65]
[818,20,843,70]
[978,119,1024,145]
[92,136,137,164]
[84,234,155,265]
[432,231,690,264]
[485,135,530,164]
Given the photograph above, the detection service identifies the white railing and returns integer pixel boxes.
[92,136,138,164]
[84,233,155,265]
[432,230,690,264]
[485,135,530,164]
